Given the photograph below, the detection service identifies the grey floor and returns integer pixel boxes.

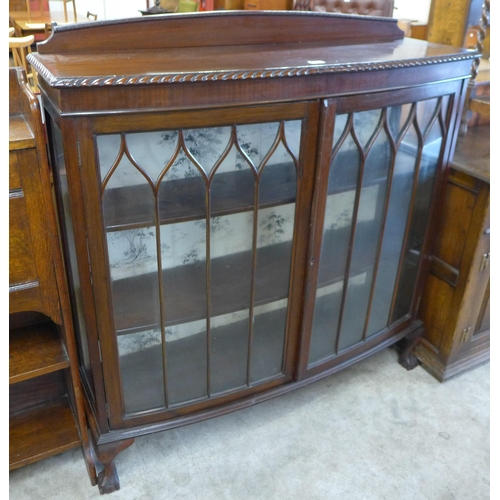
[9,348,490,500]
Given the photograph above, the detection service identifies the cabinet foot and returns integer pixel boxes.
[92,438,134,495]
[396,324,424,371]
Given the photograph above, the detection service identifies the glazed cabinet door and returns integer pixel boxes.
[300,82,464,377]
[60,102,319,427]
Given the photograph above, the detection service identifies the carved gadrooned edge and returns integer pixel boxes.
[28,53,478,88]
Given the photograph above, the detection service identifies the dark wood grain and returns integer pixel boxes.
[37,11,404,56]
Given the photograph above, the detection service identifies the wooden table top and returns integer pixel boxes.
[9,10,89,33]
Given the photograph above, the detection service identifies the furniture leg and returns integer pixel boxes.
[93,438,134,494]
[396,323,424,370]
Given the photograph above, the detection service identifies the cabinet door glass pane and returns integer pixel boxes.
[391,98,444,322]
[365,104,417,336]
[97,118,301,414]
[308,97,447,367]
[47,118,93,392]
[308,115,360,364]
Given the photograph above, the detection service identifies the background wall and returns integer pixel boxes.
[393,0,432,23]
[48,0,146,21]
[52,0,432,23]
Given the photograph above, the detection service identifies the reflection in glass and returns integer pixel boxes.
[237,122,279,167]
[126,130,177,181]
[118,329,164,413]
[166,320,207,405]
[97,134,121,182]
[184,127,232,176]
[353,109,382,148]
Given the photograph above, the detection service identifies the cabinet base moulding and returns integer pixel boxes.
[413,334,490,382]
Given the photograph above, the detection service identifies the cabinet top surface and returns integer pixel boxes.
[451,125,490,183]
[29,11,476,88]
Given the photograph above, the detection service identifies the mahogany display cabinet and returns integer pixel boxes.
[29,11,476,493]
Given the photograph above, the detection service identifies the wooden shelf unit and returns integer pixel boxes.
[9,323,70,384]
[10,391,81,470]
[8,67,96,482]
[415,124,490,380]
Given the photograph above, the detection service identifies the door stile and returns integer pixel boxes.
[50,115,111,432]
[296,99,336,379]
[77,118,127,428]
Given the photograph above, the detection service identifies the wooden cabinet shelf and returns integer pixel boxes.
[103,161,297,232]
[9,398,81,470]
[9,323,70,384]
[113,240,293,334]
[113,223,376,336]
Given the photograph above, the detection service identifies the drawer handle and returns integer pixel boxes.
[479,252,490,271]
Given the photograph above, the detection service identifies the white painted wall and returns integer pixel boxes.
[55,0,432,22]
[50,0,146,21]
[393,0,432,23]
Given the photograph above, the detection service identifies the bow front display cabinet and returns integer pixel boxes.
[29,11,475,494]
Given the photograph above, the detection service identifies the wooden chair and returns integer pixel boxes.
[9,35,39,92]
[25,0,50,17]
[34,0,77,22]
[9,27,15,36]
[44,22,53,38]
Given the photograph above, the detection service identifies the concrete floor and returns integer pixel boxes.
[9,348,490,500]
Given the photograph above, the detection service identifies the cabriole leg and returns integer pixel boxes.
[93,438,135,494]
